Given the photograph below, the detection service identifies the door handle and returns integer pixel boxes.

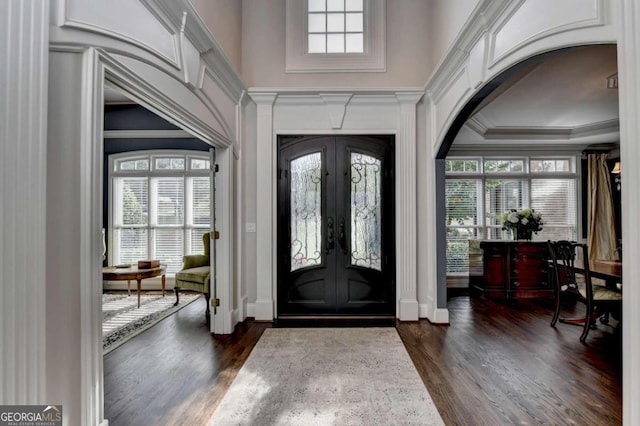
[338,217,348,255]
[326,217,335,254]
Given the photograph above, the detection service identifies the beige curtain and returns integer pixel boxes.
[587,154,618,261]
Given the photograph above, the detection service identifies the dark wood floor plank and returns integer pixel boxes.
[104,294,621,426]
[397,296,621,426]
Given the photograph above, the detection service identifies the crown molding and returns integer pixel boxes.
[247,87,425,107]
[465,116,619,140]
[481,118,619,140]
[142,0,245,102]
[424,0,512,99]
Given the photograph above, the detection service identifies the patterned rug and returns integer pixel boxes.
[209,328,444,426]
[102,292,200,354]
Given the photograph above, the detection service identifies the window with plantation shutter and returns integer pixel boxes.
[445,156,578,277]
[110,151,212,276]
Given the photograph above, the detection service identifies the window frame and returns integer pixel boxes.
[108,150,212,276]
[445,155,580,277]
[285,0,386,73]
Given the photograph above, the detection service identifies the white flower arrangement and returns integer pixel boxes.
[501,208,543,234]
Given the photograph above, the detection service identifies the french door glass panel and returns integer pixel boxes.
[290,152,323,272]
[350,153,382,271]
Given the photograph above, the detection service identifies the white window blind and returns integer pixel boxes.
[446,179,480,274]
[110,151,212,276]
[444,156,578,276]
[531,179,577,241]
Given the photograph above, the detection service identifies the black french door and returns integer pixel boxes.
[277,135,395,316]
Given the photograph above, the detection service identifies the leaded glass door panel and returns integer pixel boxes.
[278,136,395,316]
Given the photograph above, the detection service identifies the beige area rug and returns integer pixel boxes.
[209,328,444,426]
[102,292,200,354]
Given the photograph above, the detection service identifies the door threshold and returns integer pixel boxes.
[275,315,396,328]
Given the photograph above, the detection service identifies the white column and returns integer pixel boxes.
[0,0,49,404]
[249,93,277,320]
[618,2,640,424]
[395,92,424,321]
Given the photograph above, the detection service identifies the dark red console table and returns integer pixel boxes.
[471,240,553,299]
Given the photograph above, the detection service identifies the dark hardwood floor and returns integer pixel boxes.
[104,294,622,426]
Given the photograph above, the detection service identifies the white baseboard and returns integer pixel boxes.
[253,299,274,321]
[239,295,248,321]
[419,304,450,324]
[246,302,255,318]
[398,298,419,321]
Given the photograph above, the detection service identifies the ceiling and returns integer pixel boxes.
[453,44,619,149]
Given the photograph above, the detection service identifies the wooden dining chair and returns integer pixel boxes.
[547,240,622,342]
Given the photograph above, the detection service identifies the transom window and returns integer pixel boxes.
[445,156,579,276]
[308,0,364,53]
[109,151,212,276]
[286,0,385,72]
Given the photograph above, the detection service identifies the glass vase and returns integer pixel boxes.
[512,227,533,240]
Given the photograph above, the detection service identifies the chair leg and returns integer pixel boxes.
[550,289,561,327]
[204,292,210,324]
[580,301,593,343]
[173,287,180,306]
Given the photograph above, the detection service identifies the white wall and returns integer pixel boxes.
[241,0,433,87]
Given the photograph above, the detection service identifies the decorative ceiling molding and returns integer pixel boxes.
[465,117,619,141]
[448,143,588,155]
[424,0,512,99]
[248,88,420,107]
[143,0,245,102]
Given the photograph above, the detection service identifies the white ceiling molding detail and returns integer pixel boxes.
[465,117,620,141]
[425,0,512,99]
[319,93,353,129]
[482,119,620,140]
[100,50,233,149]
[143,0,245,101]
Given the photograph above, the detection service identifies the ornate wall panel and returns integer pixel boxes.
[491,0,604,66]
[62,0,178,66]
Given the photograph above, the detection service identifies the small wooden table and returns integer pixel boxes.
[102,265,167,308]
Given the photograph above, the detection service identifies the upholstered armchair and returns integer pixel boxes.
[174,232,211,323]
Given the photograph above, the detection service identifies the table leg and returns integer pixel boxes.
[162,274,166,297]
[137,279,142,308]
[127,280,131,296]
